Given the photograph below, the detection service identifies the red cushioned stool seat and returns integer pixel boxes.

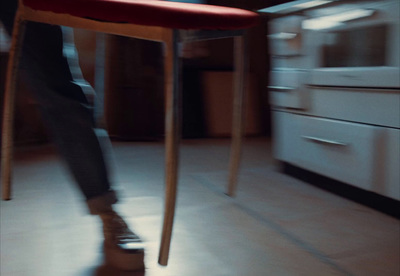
[23,0,260,30]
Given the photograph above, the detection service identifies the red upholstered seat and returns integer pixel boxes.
[23,0,260,30]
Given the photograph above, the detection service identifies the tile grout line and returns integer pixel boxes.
[192,174,355,276]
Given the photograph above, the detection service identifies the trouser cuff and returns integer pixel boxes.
[86,190,118,215]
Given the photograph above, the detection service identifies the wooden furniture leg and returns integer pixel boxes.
[159,29,181,266]
[227,33,248,197]
[1,15,26,201]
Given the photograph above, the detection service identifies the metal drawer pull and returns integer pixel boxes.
[268,85,294,92]
[302,135,348,146]
[268,32,298,40]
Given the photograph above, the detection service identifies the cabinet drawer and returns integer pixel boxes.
[274,112,380,191]
[269,70,308,109]
[269,16,304,56]
[271,56,310,69]
[375,128,400,200]
[308,87,400,128]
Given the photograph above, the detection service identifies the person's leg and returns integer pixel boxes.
[1,0,116,212]
[1,1,144,270]
[23,22,119,212]
[0,0,17,34]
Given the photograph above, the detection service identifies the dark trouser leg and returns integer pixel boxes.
[1,0,117,213]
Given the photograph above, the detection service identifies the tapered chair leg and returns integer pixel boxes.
[1,17,26,201]
[158,29,181,266]
[227,34,248,197]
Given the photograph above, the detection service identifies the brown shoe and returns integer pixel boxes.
[100,212,145,271]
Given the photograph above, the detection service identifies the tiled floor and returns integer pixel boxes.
[1,138,399,276]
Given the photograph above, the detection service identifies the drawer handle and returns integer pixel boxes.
[268,85,294,92]
[268,32,298,40]
[302,135,348,146]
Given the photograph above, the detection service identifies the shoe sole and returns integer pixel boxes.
[103,242,145,271]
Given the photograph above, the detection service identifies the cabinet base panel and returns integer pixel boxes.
[281,162,400,219]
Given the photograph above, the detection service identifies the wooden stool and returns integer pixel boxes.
[1,0,259,265]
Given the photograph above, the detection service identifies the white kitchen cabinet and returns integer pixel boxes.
[263,0,400,201]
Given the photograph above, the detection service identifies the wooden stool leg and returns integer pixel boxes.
[1,17,26,201]
[158,29,181,266]
[227,34,248,197]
